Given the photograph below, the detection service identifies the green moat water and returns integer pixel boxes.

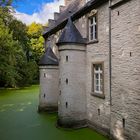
[0,85,109,140]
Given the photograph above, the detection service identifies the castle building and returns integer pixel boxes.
[38,0,140,139]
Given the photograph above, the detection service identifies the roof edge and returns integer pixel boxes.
[43,0,109,38]
[56,42,86,46]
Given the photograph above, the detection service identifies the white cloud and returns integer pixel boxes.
[13,0,64,25]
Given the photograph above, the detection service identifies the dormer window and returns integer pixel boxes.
[89,15,97,41]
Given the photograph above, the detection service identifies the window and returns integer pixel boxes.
[66,78,68,85]
[92,63,104,98]
[66,56,68,62]
[44,73,47,78]
[93,64,103,93]
[59,79,61,85]
[89,15,97,41]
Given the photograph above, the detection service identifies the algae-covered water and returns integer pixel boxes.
[0,85,109,140]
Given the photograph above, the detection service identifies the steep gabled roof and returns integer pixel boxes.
[57,18,86,45]
[39,47,59,66]
[43,0,108,38]
[43,0,82,35]
[56,0,82,24]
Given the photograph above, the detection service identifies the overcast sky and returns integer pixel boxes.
[13,0,64,25]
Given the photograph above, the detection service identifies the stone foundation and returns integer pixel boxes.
[87,120,110,137]
[38,105,58,113]
[57,117,87,129]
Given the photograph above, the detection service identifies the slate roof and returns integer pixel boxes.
[39,47,59,66]
[43,0,108,38]
[43,0,82,35]
[55,0,82,24]
[57,18,86,45]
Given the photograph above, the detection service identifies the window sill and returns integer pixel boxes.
[91,92,105,99]
[87,40,98,44]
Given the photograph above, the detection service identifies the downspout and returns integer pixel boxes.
[109,0,112,138]
[109,0,112,106]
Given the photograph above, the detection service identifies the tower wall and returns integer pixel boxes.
[39,65,59,112]
[58,44,86,128]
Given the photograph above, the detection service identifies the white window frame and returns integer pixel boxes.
[92,63,103,94]
[89,15,97,41]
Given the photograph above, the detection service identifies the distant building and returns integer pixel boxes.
[38,0,140,140]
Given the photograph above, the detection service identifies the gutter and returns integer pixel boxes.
[109,0,112,106]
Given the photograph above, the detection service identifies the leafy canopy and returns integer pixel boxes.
[0,2,45,87]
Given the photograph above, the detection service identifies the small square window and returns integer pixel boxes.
[44,73,47,78]
[66,56,68,62]
[66,78,68,84]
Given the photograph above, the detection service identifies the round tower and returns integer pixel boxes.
[38,46,59,112]
[57,18,86,128]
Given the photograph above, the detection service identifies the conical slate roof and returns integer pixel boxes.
[39,47,59,66]
[57,18,86,45]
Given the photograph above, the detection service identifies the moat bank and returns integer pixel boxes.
[0,85,108,140]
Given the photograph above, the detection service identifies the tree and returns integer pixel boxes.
[27,22,45,83]
[0,0,13,6]
[0,18,21,87]
[8,19,31,61]
[0,2,44,87]
[27,22,43,38]
[0,5,38,87]
[27,22,44,63]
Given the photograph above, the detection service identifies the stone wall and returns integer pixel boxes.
[64,0,73,6]
[39,66,59,112]
[48,33,61,59]
[74,15,88,39]
[85,2,111,135]
[58,44,87,128]
[111,0,140,139]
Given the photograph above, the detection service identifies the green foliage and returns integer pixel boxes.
[27,22,44,63]
[9,19,29,52]
[16,61,38,86]
[0,18,19,87]
[0,0,13,6]
[0,5,44,88]
[27,22,43,38]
